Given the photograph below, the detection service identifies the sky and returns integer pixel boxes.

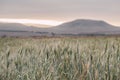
[0,0,120,27]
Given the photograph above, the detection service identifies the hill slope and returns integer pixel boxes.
[0,23,50,37]
[50,19,120,34]
[0,19,120,37]
[0,23,42,31]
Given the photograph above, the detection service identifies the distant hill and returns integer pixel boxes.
[0,19,120,37]
[50,19,120,34]
[0,23,51,37]
[0,23,40,31]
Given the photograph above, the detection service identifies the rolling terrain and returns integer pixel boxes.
[0,19,120,37]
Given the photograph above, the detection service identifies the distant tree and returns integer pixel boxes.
[51,32,55,36]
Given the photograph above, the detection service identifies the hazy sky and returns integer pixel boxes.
[0,0,120,26]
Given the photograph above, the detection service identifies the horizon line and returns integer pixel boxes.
[0,18,119,27]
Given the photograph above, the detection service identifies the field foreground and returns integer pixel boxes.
[0,37,120,80]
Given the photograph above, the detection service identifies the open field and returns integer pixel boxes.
[0,37,120,80]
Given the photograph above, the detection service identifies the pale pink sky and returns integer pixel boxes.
[0,0,120,26]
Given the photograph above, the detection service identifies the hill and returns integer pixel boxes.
[0,19,120,37]
[50,19,120,34]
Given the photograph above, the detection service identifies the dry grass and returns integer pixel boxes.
[0,37,120,80]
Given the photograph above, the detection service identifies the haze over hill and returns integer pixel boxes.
[0,19,120,37]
